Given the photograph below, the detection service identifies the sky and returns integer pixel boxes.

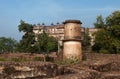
[0,0,120,41]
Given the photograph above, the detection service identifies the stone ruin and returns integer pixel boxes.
[63,20,82,61]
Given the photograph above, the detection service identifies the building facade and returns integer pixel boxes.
[33,23,99,46]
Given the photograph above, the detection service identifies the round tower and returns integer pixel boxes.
[63,20,82,61]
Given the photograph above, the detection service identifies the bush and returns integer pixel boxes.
[57,57,80,65]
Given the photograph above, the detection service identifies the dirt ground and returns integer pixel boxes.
[56,53,120,79]
[0,53,120,79]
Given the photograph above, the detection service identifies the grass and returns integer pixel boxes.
[0,57,5,61]
[10,57,27,62]
[33,57,44,61]
[57,58,81,65]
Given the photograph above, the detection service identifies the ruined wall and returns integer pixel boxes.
[0,62,67,79]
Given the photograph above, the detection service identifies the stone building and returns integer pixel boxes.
[87,28,99,45]
[33,24,64,40]
[33,22,99,46]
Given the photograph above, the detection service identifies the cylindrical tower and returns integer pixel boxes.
[63,20,82,61]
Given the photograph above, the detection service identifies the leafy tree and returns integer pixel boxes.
[35,31,58,53]
[17,33,35,53]
[106,11,120,26]
[17,20,35,53]
[92,29,111,53]
[94,15,105,28]
[0,37,17,53]
[17,20,58,53]
[18,20,33,32]
[35,31,48,53]
[92,11,120,54]
[46,37,58,52]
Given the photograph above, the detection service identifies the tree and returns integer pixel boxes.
[17,20,58,53]
[46,37,58,52]
[92,11,120,54]
[94,15,105,28]
[92,29,111,53]
[18,20,33,32]
[106,11,120,26]
[0,37,17,53]
[35,31,48,53]
[17,20,35,53]
[35,31,58,53]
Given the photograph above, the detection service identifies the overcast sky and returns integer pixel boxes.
[0,0,120,40]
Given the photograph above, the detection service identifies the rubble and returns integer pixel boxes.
[0,53,120,79]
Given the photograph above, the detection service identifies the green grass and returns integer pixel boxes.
[10,57,27,62]
[33,57,44,61]
[0,57,5,61]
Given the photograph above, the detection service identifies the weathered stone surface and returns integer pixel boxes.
[0,53,120,79]
[0,62,59,79]
[63,19,82,61]
[89,61,120,72]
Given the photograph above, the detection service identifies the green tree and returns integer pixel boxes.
[17,20,35,53]
[35,31,48,53]
[106,11,120,26]
[46,37,58,52]
[94,15,105,28]
[92,29,111,53]
[18,20,33,32]
[92,11,120,54]
[35,31,58,53]
[0,37,17,53]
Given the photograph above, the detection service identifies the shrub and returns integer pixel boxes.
[57,57,80,65]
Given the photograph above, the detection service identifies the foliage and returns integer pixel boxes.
[17,20,36,53]
[35,31,58,53]
[106,11,120,26]
[17,33,35,53]
[92,29,111,53]
[18,20,33,32]
[46,37,58,52]
[82,32,91,50]
[10,57,27,62]
[0,37,17,53]
[0,57,5,61]
[92,11,120,54]
[17,20,58,53]
[94,15,105,28]
[35,31,48,53]
[57,57,80,65]
[33,57,44,61]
